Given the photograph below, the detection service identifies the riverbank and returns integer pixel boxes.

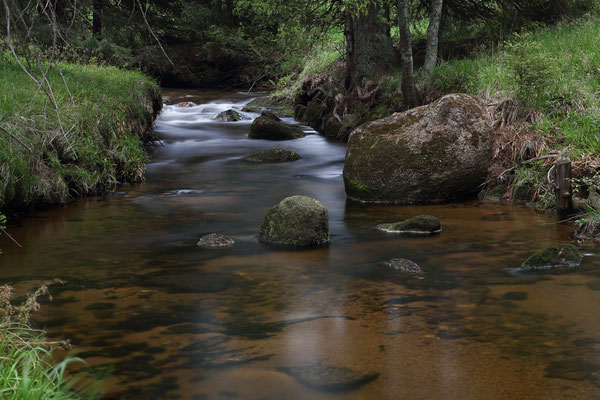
[0,58,161,213]
[267,16,600,242]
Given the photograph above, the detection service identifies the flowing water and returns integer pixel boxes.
[1,89,600,399]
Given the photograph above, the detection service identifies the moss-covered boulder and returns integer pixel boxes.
[197,233,235,249]
[383,258,423,274]
[215,109,245,122]
[343,94,493,203]
[375,215,442,234]
[244,148,301,163]
[259,196,329,247]
[249,111,306,140]
[520,244,583,271]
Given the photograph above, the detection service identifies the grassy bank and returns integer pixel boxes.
[0,55,161,212]
[274,16,600,239]
[427,17,600,238]
[0,283,95,399]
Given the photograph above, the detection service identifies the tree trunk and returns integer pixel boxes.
[397,0,417,108]
[345,4,395,89]
[92,0,102,40]
[423,0,444,76]
[344,8,355,90]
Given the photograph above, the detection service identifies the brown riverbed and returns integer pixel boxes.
[1,89,599,399]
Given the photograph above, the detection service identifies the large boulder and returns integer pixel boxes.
[343,94,493,203]
[249,111,307,140]
[259,196,329,246]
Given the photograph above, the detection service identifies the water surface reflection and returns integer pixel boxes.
[0,89,599,399]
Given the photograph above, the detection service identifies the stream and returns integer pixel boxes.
[1,89,600,399]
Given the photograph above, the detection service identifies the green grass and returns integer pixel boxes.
[0,284,96,399]
[0,54,161,211]
[429,17,600,156]
[272,32,344,100]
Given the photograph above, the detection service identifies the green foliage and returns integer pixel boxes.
[0,57,160,211]
[505,32,559,109]
[273,35,344,99]
[430,17,600,155]
[0,284,96,399]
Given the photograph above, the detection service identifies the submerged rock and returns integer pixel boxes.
[520,244,583,271]
[278,365,379,391]
[197,233,235,249]
[244,148,301,163]
[259,195,329,247]
[176,101,195,107]
[375,215,441,234]
[383,258,423,275]
[242,105,262,113]
[249,111,306,140]
[215,109,245,122]
[343,93,493,203]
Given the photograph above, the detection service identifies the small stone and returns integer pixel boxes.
[176,101,195,107]
[197,233,235,249]
[244,148,301,163]
[375,215,441,234]
[520,244,582,271]
[215,109,245,122]
[278,365,379,391]
[383,258,423,274]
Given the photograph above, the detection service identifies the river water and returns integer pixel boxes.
[1,90,600,399]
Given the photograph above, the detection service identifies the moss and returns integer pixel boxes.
[485,185,507,201]
[246,96,294,118]
[521,244,583,271]
[347,178,377,194]
[244,148,301,163]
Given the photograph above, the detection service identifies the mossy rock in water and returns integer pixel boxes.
[520,244,583,271]
[214,109,245,122]
[197,233,235,249]
[278,365,379,391]
[375,215,441,234]
[244,148,301,163]
[383,258,423,274]
[249,111,306,140]
[343,94,493,203]
[259,195,329,247]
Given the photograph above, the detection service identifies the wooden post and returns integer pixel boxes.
[554,157,575,219]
